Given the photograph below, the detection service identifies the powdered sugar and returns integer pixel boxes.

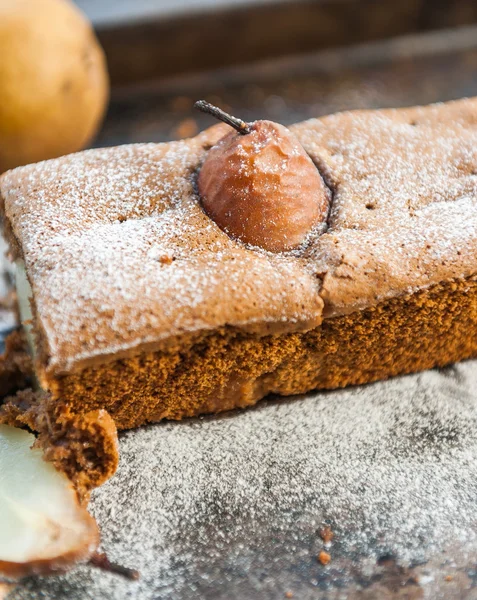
[1,99,477,371]
[11,361,477,599]
[1,130,322,372]
[293,100,477,315]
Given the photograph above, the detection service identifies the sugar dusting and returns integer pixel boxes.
[11,361,477,599]
[0,133,323,372]
[292,100,477,315]
[2,99,477,370]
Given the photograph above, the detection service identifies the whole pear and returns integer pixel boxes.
[0,0,109,173]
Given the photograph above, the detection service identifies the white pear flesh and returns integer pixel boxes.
[0,425,99,578]
[15,260,36,359]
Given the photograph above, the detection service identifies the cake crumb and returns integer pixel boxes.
[0,329,33,398]
[0,389,119,501]
[319,525,334,544]
[159,254,174,265]
[318,550,331,565]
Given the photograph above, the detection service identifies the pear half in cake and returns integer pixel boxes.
[0,424,98,578]
[0,391,118,578]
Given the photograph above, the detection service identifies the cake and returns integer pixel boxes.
[1,97,477,430]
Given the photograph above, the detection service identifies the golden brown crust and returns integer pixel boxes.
[48,276,477,429]
[293,100,477,317]
[0,122,323,377]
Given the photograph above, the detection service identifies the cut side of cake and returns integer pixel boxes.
[1,98,477,429]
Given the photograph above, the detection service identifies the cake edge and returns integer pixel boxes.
[45,275,477,429]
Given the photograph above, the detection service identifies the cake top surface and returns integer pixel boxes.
[1,98,477,374]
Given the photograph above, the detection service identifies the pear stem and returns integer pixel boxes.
[90,552,140,580]
[194,100,251,135]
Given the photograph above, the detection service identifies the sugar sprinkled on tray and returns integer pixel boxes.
[11,361,477,599]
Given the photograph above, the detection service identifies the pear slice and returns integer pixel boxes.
[0,424,99,579]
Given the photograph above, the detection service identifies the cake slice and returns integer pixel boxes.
[1,98,477,429]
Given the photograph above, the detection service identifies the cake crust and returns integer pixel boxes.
[48,276,477,429]
[1,98,477,427]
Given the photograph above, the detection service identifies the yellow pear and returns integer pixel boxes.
[0,0,109,173]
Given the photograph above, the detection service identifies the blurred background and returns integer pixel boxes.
[72,0,477,147]
[3,0,477,172]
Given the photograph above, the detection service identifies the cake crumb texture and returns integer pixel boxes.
[0,329,33,397]
[0,388,118,500]
[51,276,477,429]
